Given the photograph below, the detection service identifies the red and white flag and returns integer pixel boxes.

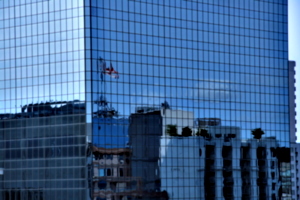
[98,57,119,79]
[104,63,119,79]
[103,63,119,79]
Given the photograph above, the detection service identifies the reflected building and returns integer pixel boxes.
[129,109,162,193]
[293,144,300,200]
[0,102,87,200]
[127,108,169,200]
[91,108,168,200]
[92,146,134,200]
[161,107,194,136]
[0,0,293,200]
[289,61,299,200]
[161,120,289,200]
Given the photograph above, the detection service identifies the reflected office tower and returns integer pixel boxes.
[0,102,87,200]
[0,0,292,200]
[128,108,163,196]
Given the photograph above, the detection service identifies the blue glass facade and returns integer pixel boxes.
[0,0,88,199]
[89,0,289,143]
[1,0,291,200]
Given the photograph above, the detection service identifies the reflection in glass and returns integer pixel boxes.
[1,0,292,199]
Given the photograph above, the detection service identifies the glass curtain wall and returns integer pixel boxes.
[0,0,291,200]
[89,0,290,200]
[0,0,88,200]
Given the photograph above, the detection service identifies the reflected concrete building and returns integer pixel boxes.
[92,146,134,200]
[129,110,162,194]
[161,108,194,136]
[91,146,169,200]
[160,129,286,200]
[0,0,293,199]
[160,136,201,200]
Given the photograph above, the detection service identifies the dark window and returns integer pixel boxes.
[107,169,112,176]
[120,168,124,177]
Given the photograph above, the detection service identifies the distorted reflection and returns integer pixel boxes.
[90,100,291,200]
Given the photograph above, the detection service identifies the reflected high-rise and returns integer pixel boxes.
[0,0,292,200]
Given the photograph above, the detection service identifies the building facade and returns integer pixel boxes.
[0,0,292,200]
[289,61,298,200]
[292,143,300,200]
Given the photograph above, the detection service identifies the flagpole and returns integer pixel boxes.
[97,57,119,117]
[98,57,108,115]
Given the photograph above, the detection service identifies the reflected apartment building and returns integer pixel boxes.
[0,0,293,200]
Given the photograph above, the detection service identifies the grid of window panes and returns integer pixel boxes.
[89,0,291,200]
[0,0,292,199]
[0,0,88,200]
